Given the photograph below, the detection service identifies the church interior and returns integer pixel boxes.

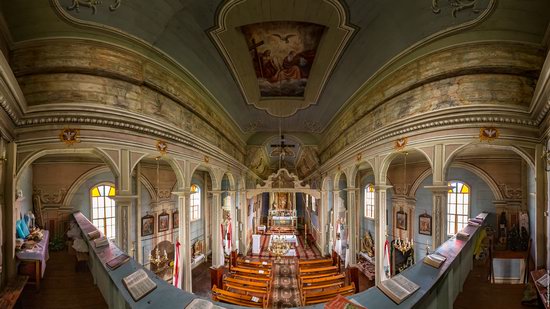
[0,0,549,308]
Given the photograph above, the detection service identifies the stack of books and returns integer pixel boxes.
[93,236,109,248]
[456,231,469,240]
[106,254,130,270]
[423,253,447,268]
[467,217,483,227]
[87,230,101,240]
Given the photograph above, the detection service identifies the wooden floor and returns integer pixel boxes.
[454,259,533,309]
[191,258,213,299]
[20,250,107,309]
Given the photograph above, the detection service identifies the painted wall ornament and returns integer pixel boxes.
[156,140,168,155]
[479,127,499,142]
[60,128,80,145]
[432,0,482,17]
[66,0,122,14]
[395,137,408,151]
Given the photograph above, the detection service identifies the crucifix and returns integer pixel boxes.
[248,38,265,78]
[270,134,295,169]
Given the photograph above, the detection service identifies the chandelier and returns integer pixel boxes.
[268,235,291,260]
[149,248,168,267]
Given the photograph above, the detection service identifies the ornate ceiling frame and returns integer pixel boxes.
[209,0,356,117]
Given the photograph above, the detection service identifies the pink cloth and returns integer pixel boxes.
[16,230,49,277]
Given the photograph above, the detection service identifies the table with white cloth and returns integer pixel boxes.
[16,230,49,291]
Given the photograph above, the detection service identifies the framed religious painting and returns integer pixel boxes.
[396,210,407,230]
[141,214,154,237]
[419,213,432,236]
[172,210,179,229]
[158,212,170,232]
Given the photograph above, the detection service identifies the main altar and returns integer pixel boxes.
[267,192,298,231]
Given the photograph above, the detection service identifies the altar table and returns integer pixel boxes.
[16,230,49,290]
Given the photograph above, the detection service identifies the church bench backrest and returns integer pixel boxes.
[232,266,271,277]
[300,273,345,287]
[232,274,272,284]
[224,276,270,289]
[237,258,272,268]
[224,282,269,297]
[302,283,356,305]
[298,258,333,266]
[212,285,267,309]
[299,272,338,281]
[299,265,338,276]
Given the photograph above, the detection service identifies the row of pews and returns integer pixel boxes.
[212,254,356,307]
[298,258,356,306]
[212,257,272,308]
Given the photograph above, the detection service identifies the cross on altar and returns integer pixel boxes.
[270,135,296,158]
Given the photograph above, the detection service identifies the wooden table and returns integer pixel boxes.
[531,269,550,309]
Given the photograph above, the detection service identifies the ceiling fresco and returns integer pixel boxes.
[240,21,325,98]
[5,0,541,136]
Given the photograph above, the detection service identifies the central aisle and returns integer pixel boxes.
[271,259,301,308]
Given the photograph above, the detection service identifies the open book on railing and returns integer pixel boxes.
[378,274,420,304]
[122,269,157,302]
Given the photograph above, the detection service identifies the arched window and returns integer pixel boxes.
[364,184,375,219]
[447,181,470,235]
[91,184,116,239]
[190,184,201,221]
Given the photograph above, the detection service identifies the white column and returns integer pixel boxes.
[347,188,357,265]
[534,144,546,267]
[425,185,449,249]
[230,191,237,253]
[239,190,248,253]
[4,141,16,282]
[174,191,192,292]
[211,192,224,267]
[374,185,391,286]
[319,191,328,256]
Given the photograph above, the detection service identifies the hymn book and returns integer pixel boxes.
[93,236,109,248]
[122,269,157,302]
[378,274,420,304]
[324,294,367,309]
[185,298,226,309]
[87,230,100,240]
[423,253,447,268]
[456,231,469,240]
[106,254,130,270]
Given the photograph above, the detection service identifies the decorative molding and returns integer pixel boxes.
[395,137,408,151]
[59,128,80,145]
[33,187,68,206]
[432,0,482,17]
[66,0,122,14]
[498,184,522,200]
[479,127,499,142]
[156,140,168,155]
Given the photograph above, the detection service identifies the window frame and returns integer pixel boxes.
[446,180,470,236]
[364,184,375,219]
[190,184,201,222]
[90,183,116,240]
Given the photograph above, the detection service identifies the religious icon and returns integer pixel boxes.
[59,128,80,145]
[141,215,154,236]
[158,212,169,232]
[419,213,432,235]
[396,210,407,230]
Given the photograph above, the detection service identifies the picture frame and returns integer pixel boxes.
[141,215,154,237]
[172,210,179,229]
[158,212,170,232]
[396,210,407,230]
[419,213,432,236]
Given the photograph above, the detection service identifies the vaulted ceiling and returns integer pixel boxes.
[1,0,549,175]
[4,0,547,140]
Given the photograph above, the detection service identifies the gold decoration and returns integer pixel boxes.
[204,155,209,163]
[156,140,168,155]
[479,127,499,142]
[60,128,80,145]
[356,153,362,162]
[268,234,291,260]
[395,137,408,151]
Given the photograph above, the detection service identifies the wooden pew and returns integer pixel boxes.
[232,266,271,278]
[212,285,267,308]
[302,283,356,305]
[224,276,271,292]
[298,258,333,267]
[224,282,269,300]
[300,273,346,291]
[237,257,272,268]
[299,265,338,276]
[300,272,338,281]
[232,274,272,285]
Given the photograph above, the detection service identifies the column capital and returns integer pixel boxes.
[172,191,191,197]
[374,184,393,191]
[424,185,450,194]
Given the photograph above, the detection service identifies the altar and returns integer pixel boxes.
[269,234,297,256]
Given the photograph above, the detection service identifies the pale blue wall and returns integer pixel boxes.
[17,165,33,217]
[413,175,433,262]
